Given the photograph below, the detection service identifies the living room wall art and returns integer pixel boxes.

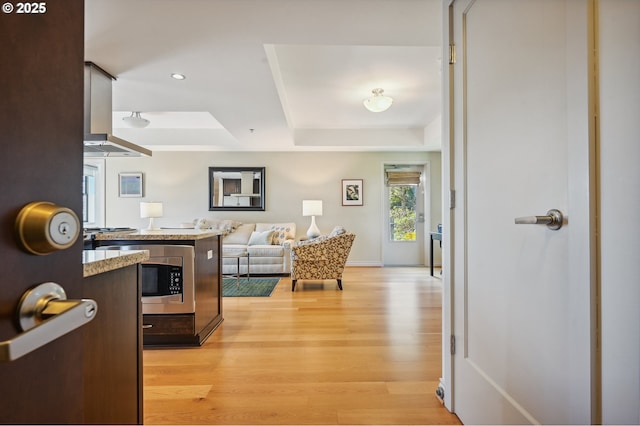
[209,166,265,211]
[118,172,143,197]
[342,179,363,206]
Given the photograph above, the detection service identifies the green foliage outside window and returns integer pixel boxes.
[389,185,417,241]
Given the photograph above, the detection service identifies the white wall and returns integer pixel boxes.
[102,151,442,266]
[599,1,640,423]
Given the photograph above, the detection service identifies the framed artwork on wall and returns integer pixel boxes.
[119,172,143,197]
[342,179,363,206]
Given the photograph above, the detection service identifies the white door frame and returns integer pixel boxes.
[440,0,455,413]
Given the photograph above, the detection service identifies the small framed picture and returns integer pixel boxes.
[119,172,143,197]
[342,179,363,206]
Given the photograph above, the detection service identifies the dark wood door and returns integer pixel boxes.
[0,1,85,423]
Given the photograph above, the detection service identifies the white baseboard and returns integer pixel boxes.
[345,260,384,267]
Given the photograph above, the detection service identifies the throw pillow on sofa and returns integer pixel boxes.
[223,223,255,244]
[248,230,274,245]
[267,225,294,245]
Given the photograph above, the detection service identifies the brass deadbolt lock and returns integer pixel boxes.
[15,201,80,255]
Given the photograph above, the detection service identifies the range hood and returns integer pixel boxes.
[84,62,152,157]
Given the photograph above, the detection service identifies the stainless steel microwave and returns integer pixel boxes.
[97,244,195,314]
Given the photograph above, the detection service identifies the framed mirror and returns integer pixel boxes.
[208,167,265,211]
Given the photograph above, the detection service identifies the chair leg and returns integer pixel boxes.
[337,279,343,290]
[292,279,297,291]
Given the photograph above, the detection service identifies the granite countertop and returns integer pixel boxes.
[93,229,223,241]
[83,250,150,278]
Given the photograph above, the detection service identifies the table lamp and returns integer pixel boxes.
[140,202,163,231]
[302,200,322,239]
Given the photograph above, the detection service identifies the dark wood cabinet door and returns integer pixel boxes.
[84,265,143,424]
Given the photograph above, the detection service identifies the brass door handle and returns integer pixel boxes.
[0,283,98,362]
[515,209,564,230]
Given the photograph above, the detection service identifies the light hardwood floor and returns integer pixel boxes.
[143,267,461,425]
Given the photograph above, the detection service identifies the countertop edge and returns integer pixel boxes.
[93,229,223,241]
[83,250,150,277]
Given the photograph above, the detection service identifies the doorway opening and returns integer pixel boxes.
[382,163,430,266]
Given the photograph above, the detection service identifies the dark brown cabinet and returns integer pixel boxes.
[83,263,143,424]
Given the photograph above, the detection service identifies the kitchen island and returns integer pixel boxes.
[83,249,148,425]
[93,229,223,347]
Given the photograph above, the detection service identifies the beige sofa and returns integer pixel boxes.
[221,222,296,275]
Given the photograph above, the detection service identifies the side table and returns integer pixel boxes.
[223,250,250,287]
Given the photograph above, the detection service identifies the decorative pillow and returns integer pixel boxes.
[193,218,212,229]
[220,219,241,231]
[269,225,293,245]
[247,230,274,246]
[329,225,346,237]
[223,223,255,244]
[296,235,328,246]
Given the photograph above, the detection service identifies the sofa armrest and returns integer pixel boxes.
[281,239,294,272]
[281,239,295,249]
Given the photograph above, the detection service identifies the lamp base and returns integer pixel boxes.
[146,217,160,231]
[306,216,320,239]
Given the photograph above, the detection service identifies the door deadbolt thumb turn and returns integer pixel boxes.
[15,201,80,255]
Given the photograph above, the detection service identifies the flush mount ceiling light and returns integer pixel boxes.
[171,73,186,80]
[122,111,150,128]
[363,88,393,112]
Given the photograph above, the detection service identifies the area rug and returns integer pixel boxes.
[222,277,280,297]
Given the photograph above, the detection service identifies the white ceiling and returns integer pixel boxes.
[85,0,443,152]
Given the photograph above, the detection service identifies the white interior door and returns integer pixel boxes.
[448,0,596,424]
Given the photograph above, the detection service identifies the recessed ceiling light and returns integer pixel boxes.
[171,73,186,80]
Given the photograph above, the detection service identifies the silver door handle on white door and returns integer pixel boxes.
[515,209,564,230]
[0,282,98,362]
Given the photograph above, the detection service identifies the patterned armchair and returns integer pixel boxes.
[290,229,355,291]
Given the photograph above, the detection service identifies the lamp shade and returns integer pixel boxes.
[140,202,163,218]
[302,200,323,217]
[363,88,393,112]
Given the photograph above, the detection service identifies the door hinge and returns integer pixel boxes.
[449,44,456,64]
[449,189,456,209]
[450,335,456,355]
